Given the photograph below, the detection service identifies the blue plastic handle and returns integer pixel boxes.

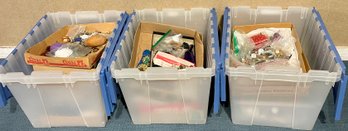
[210,8,221,114]
[312,8,347,121]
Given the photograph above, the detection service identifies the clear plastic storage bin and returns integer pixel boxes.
[221,6,347,130]
[0,11,127,128]
[110,8,220,124]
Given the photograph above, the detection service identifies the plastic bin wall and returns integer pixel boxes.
[222,6,347,130]
[0,11,127,128]
[111,8,219,124]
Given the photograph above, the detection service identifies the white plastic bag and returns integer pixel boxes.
[231,28,300,70]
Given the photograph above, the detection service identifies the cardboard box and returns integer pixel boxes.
[232,23,310,72]
[129,22,204,68]
[25,23,116,69]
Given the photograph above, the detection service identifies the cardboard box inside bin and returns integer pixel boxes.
[24,23,116,69]
[232,23,310,72]
[129,22,204,68]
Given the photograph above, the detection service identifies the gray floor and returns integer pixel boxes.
[0,88,347,131]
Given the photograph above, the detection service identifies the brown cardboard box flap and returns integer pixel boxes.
[25,22,115,69]
[129,22,204,68]
[233,23,310,72]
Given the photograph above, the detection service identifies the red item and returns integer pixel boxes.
[153,51,195,68]
[250,33,268,46]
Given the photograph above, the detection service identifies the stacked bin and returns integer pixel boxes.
[0,11,127,128]
[221,6,347,130]
[110,8,220,124]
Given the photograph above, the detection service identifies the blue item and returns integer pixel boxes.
[210,8,222,114]
[74,37,82,42]
[312,8,347,121]
[136,50,151,71]
[0,14,48,107]
[0,59,5,107]
[98,12,128,116]
[103,12,134,110]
